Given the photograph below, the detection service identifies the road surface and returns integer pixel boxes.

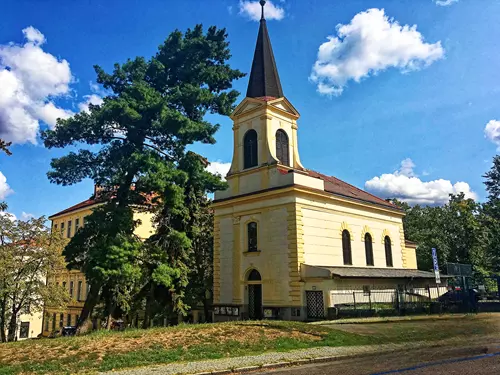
[255,345,500,375]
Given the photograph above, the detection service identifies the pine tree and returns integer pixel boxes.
[42,25,244,332]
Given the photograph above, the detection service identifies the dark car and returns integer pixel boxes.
[61,326,77,336]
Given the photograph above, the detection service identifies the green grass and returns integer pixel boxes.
[0,321,372,375]
[0,315,496,375]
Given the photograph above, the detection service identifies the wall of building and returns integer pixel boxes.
[298,199,409,269]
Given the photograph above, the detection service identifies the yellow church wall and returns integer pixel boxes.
[132,211,155,240]
[300,204,405,268]
[404,246,418,269]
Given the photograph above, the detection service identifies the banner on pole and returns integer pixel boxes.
[432,248,441,284]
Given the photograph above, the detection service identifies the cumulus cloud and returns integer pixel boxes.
[365,158,477,206]
[0,171,13,200]
[78,94,104,113]
[0,27,73,144]
[310,8,444,96]
[239,0,285,21]
[206,161,231,180]
[434,0,458,6]
[21,212,35,220]
[485,120,500,148]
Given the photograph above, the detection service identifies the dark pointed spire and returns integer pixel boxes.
[246,0,284,99]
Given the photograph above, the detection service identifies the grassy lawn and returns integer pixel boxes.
[0,321,373,375]
[327,313,499,343]
[0,314,497,375]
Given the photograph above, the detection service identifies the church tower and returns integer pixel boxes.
[222,0,305,199]
[212,1,419,322]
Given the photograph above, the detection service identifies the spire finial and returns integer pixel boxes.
[260,0,266,20]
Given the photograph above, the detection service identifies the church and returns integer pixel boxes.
[212,1,441,321]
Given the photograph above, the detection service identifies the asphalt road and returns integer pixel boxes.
[255,345,500,375]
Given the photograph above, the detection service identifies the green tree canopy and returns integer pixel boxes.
[41,24,244,332]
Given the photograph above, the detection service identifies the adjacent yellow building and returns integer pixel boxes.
[42,186,155,336]
[212,2,442,321]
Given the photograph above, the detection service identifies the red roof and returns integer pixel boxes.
[49,198,101,219]
[306,170,401,211]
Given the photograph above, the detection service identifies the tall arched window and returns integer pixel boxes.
[247,269,262,281]
[244,130,258,169]
[365,233,374,266]
[342,230,352,265]
[248,222,258,252]
[385,236,393,267]
[275,129,289,166]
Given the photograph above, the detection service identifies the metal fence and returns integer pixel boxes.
[329,286,450,319]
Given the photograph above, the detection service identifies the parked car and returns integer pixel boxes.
[61,326,77,336]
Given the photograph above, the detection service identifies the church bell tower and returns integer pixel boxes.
[216,0,305,201]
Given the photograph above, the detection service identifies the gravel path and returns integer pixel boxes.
[100,342,427,375]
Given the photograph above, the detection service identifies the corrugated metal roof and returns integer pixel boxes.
[307,265,451,279]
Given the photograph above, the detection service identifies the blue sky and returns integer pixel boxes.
[1,0,499,219]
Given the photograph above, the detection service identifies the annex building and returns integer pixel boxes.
[212,1,443,321]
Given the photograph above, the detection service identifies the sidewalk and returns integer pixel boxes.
[101,337,497,375]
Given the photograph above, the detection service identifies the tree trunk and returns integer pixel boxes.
[0,299,7,343]
[76,283,101,335]
[203,298,210,323]
[7,310,17,342]
[142,283,154,329]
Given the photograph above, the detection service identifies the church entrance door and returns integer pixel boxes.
[248,284,262,319]
[247,269,263,320]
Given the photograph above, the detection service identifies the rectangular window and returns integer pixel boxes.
[67,314,72,327]
[76,315,79,325]
[52,313,56,331]
[60,222,65,236]
[62,281,67,290]
[75,218,80,232]
[77,281,82,301]
[53,223,58,233]
[59,313,64,328]
[86,283,90,298]
[67,220,72,238]
[19,322,30,339]
[69,281,74,298]
[45,316,49,331]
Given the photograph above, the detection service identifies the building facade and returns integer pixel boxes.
[212,2,441,321]
[42,187,155,336]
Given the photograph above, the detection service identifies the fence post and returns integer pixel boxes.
[369,292,372,312]
[353,292,357,312]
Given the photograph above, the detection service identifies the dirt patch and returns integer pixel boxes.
[0,323,320,366]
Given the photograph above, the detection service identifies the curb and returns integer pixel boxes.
[191,349,393,375]
[191,344,495,375]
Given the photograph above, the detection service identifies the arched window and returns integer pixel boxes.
[275,129,289,166]
[342,230,352,265]
[247,269,261,281]
[244,130,258,169]
[365,233,374,266]
[247,222,258,252]
[385,236,393,267]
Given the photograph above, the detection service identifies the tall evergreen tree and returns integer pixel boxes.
[42,25,244,332]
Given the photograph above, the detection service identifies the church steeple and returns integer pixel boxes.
[246,0,284,99]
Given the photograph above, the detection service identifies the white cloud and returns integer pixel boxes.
[0,212,16,221]
[365,158,477,206]
[78,94,104,113]
[0,171,13,200]
[310,8,444,96]
[434,0,458,6]
[239,1,285,21]
[206,161,231,180]
[485,120,500,148]
[21,212,35,220]
[0,27,73,144]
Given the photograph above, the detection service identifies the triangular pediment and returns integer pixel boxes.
[231,98,266,119]
[231,96,300,120]
[268,97,300,118]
